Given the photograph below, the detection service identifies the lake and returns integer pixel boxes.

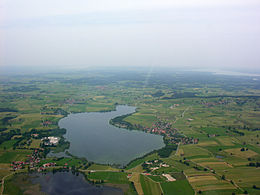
[59,105,165,166]
[30,171,123,195]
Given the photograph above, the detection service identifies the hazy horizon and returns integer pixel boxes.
[1,0,260,72]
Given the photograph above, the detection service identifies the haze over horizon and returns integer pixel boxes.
[1,0,260,72]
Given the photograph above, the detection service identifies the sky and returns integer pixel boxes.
[1,0,260,72]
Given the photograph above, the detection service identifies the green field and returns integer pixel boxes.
[0,140,18,149]
[87,171,129,184]
[40,157,83,167]
[87,171,137,194]
[0,69,260,194]
[0,150,31,163]
[161,180,194,195]
[140,174,163,195]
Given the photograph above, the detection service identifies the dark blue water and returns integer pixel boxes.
[31,172,123,195]
[59,105,165,165]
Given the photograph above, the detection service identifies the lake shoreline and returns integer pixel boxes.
[52,105,165,167]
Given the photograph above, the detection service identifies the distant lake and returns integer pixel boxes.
[59,105,164,166]
[30,171,123,195]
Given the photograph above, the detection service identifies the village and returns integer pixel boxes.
[134,120,198,145]
[201,99,232,107]
[10,136,62,172]
[11,149,41,171]
[10,147,72,172]
[142,159,169,172]
[141,159,177,182]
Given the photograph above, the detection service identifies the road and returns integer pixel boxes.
[1,172,14,195]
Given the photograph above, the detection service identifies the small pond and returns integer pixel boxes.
[30,171,123,195]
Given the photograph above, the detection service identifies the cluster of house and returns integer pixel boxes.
[41,120,52,126]
[10,146,72,172]
[41,136,60,146]
[139,120,199,145]
[64,98,86,104]
[64,98,76,104]
[201,99,231,107]
[29,149,41,168]
[11,161,26,170]
[170,104,180,109]
[208,134,219,138]
[43,162,56,168]
[31,134,39,138]
[37,163,56,172]
[142,159,170,173]
[141,159,176,181]
[168,136,199,145]
[37,162,71,172]
[143,121,173,136]
[38,162,71,172]
[40,106,67,115]
[11,149,41,170]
